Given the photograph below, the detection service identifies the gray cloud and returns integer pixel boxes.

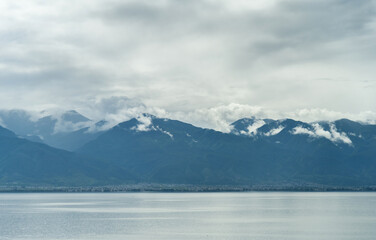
[0,0,375,125]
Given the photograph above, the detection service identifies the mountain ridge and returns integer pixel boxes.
[77,114,376,186]
[1,111,375,187]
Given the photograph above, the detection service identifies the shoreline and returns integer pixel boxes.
[1,184,376,193]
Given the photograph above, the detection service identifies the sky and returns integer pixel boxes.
[0,0,375,131]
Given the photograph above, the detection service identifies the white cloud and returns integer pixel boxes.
[328,124,352,145]
[291,123,352,145]
[128,114,174,138]
[291,126,316,137]
[240,120,265,136]
[80,96,168,132]
[312,124,332,140]
[27,109,93,134]
[264,126,284,136]
[287,108,376,124]
[131,114,154,132]
[37,101,376,134]
[166,104,376,132]
[1,97,375,135]
[168,103,270,133]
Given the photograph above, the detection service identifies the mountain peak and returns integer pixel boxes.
[61,110,90,123]
[139,113,157,119]
[230,117,256,126]
[230,117,276,136]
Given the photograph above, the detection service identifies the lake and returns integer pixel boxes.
[1,192,376,240]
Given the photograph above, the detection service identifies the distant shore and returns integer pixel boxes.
[1,184,376,193]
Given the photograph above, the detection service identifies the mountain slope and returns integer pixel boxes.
[1,112,376,187]
[77,115,376,186]
[230,117,376,184]
[78,115,281,184]
[0,110,103,151]
[0,126,133,186]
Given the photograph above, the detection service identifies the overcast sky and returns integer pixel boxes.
[0,0,375,130]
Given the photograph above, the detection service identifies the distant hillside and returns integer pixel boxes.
[0,109,104,151]
[1,111,376,187]
[0,126,133,186]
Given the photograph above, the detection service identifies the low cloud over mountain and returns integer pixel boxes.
[0,108,375,187]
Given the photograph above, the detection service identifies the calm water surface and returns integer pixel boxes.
[1,192,376,240]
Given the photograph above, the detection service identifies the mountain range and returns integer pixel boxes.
[0,110,375,187]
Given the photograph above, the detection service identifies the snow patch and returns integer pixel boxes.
[155,126,174,139]
[130,115,174,139]
[349,132,363,138]
[163,130,173,139]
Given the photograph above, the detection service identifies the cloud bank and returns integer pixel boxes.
[77,96,376,132]
[292,123,353,145]
[0,0,375,128]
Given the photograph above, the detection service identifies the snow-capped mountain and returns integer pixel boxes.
[76,114,376,186]
[1,111,376,186]
[230,117,376,147]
